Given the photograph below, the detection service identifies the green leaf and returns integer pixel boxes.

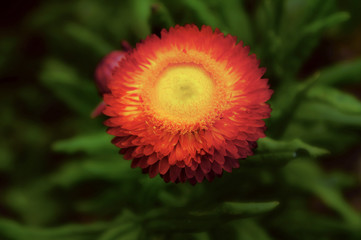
[192,232,211,240]
[243,137,329,167]
[149,2,175,29]
[270,76,319,138]
[158,190,188,208]
[131,0,152,39]
[243,152,296,167]
[144,201,278,233]
[27,1,72,29]
[296,102,361,127]
[0,218,108,240]
[52,132,115,155]
[63,23,113,56]
[4,183,60,226]
[282,121,360,154]
[307,85,361,114]
[216,201,279,217]
[271,209,361,236]
[284,159,361,226]
[219,0,253,44]
[303,12,350,34]
[267,1,347,78]
[257,137,329,157]
[39,58,98,115]
[181,0,226,29]
[51,157,137,188]
[315,57,361,86]
[231,219,273,240]
[98,223,138,240]
[0,145,14,170]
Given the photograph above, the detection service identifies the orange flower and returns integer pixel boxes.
[103,25,273,184]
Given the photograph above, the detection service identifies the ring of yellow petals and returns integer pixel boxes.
[141,48,235,133]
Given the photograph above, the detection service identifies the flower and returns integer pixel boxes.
[91,51,127,118]
[95,50,127,95]
[103,25,273,184]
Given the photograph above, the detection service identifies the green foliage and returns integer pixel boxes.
[52,132,115,155]
[316,57,361,86]
[40,58,98,116]
[1,0,361,240]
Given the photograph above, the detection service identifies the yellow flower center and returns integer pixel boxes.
[154,63,215,124]
[140,49,231,132]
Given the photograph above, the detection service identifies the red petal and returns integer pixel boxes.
[212,162,222,175]
[170,166,181,182]
[185,166,195,178]
[200,157,211,174]
[143,145,154,156]
[205,171,215,182]
[131,158,140,168]
[149,162,159,178]
[179,169,187,182]
[147,153,159,165]
[168,150,177,165]
[195,168,205,182]
[223,159,233,172]
[159,157,170,174]
[214,151,225,165]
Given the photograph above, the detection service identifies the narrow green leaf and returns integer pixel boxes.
[4,182,60,226]
[182,0,225,29]
[158,190,188,208]
[0,218,108,240]
[51,157,137,188]
[270,75,319,138]
[283,121,360,154]
[27,1,72,29]
[63,23,113,56]
[307,85,361,114]
[303,12,350,34]
[257,137,329,157]
[52,132,115,155]
[243,137,329,167]
[297,102,361,127]
[144,201,278,233]
[315,57,361,86]
[284,160,361,226]
[149,2,175,29]
[219,0,253,44]
[39,58,98,115]
[272,209,361,235]
[0,145,13,170]
[98,223,137,240]
[186,201,279,219]
[192,232,211,240]
[217,201,279,217]
[232,219,273,240]
[271,1,346,78]
[131,0,152,39]
[242,152,296,167]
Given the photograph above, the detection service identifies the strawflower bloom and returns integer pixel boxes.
[103,25,273,184]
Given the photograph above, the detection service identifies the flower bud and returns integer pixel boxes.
[94,51,126,95]
[92,51,127,118]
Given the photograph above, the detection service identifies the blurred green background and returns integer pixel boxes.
[1,0,361,239]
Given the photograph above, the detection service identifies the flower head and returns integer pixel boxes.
[103,25,273,184]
